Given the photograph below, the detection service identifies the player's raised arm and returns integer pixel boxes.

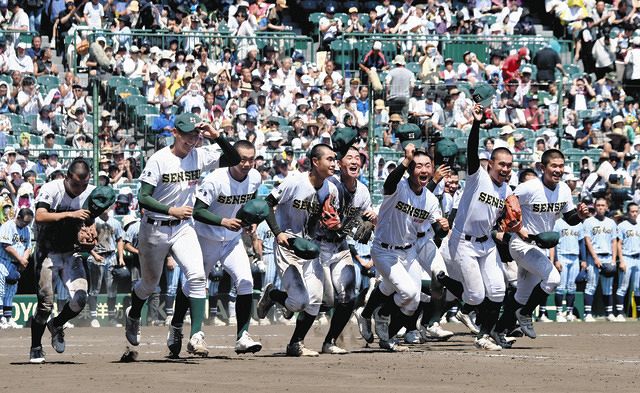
[199,122,241,167]
[383,143,414,195]
[467,103,484,176]
[563,202,590,225]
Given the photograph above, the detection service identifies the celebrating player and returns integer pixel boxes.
[123,113,240,359]
[614,203,640,322]
[167,140,263,356]
[318,130,376,354]
[359,142,448,351]
[498,149,589,340]
[29,160,96,363]
[582,198,617,322]
[441,104,511,351]
[256,143,339,357]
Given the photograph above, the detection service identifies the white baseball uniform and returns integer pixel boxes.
[442,167,510,305]
[510,178,573,305]
[134,144,221,300]
[318,176,371,306]
[269,172,339,316]
[35,179,96,316]
[195,167,262,296]
[373,178,439,315]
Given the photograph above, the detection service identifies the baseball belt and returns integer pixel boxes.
[626,253,640,258]
[380,243,412,250]
[146,218,181,227]
[464,234,488,243]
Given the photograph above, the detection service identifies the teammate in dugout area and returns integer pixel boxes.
[549,218,586,322]
[87,207,126,328]
[316,130,377,355]
[167,140,263,357]
[439,103,511,351]
[29,160,96,364]
[123,113,240,359]
[495,149,590,341]
[582,198,618,322]
[0,208,33,329]
[256,143,340,357]
[357,143,449,352]
[615,203,640,322]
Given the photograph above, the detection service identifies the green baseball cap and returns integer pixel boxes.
[174,113,201,133]
[434,138,459,166]
[236,199,270,226]
[331,127,358,160]
[529,231,560,249]
[396,123,422,148]
[83,186,117,218]
[288,237,320,259]
[471,83,496,107]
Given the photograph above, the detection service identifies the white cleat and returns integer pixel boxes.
[373,308,390,342]
[90,319,101,328]
[421,322,454,341]
[606,314,616,322]
[555,312,567,323]
[5,318,21,329]
[286,341,319,357]
[316,312,330,326]
[455,310,479,334]
[235,331,262,354]
[566,313,577,322]
[539,314,553,323]
[63,321,74,329]
[0,317,8,330]
[321,341,349,354]
[354,310,374,343]
[615,314,627,322]
[584,314,596,323]
[379,338,410,352]
[474,334,502,351]
[186,331,209,357]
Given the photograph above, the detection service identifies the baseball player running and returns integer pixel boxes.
[168,140,263,356]
[582,198,618,322]
[318,133,376,354]
[614,203,640,321]
[29,160,95,363]
[360,143,448,351]
[124,113,240,358]
[549,218,585,322]
[256,143,338,357]
[440,104,511,351]
[0,208,33,329]
[498,149,589,340]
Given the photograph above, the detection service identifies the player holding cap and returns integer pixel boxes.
[168,140,264,356]
[256,143,339,357]
[123,113,240,359]
[614,203,640,322]
[316,129,376,354]
[439,103,512,351]
[496,149,589,340]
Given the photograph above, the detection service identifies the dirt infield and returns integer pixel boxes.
[2,321,639,393]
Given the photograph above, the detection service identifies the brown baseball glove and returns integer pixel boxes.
[499,195,523,233]
[76,222,98,251]
[320,196,341,231]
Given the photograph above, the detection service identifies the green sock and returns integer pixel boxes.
[189,297,206,337]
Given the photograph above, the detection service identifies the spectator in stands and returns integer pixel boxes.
[17,77,43,117]
[495,99,526,128]
[346,7,364,33]
[319,5,342,51]
[575,17,596,74]
[457,51,485,84]
[569,76,596,111]
[8,42,34,74]
[34,105,58,136]
[34,45,58,77]
[0,81,15,114]
[532,43,566,84]
[575,118,599,150]
[524,94,544,130]
[64,84,93,113]
[385,55,414,121]
[502,47,529,82]
[7,1,29,47]
[84,0,104,29]
[151,102,175,138]
[64,107,91,144]
[592,31,616,80]
[624,36,640,102]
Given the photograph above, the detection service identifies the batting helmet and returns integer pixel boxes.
[575,269,588,284]
[236,199,270,226]
[111,266,131,281]
[599,263,617,278]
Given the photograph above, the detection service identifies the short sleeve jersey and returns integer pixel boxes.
[554,219,583,256]
[94,216,124,253]
[35,179,96,253]
[515,178,575,234]
[617,219,640,256]
[328,175,372,239]
[0,220,31,261]
[138,145,221,221]
[269,172,339,238]
[195,168,262,242]
[257,221,274,255]
[583,216,617,255]
[124,220,140,249]
[453,168,512,237]
[375,179,442,245]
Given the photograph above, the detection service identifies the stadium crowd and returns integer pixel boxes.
[0,0,640,332]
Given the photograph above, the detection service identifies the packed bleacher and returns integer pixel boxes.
[0,0,640,332]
